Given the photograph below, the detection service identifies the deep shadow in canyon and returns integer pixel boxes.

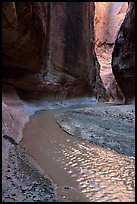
[2,2,135,202]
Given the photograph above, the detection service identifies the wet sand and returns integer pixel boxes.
[56,104,135,157]
[20,105,135,202]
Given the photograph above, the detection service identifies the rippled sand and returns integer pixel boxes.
[20,108,135,202]
[56,105,135,156]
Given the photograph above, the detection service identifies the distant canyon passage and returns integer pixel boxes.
[2,2,135,100]
[2,2,135,202]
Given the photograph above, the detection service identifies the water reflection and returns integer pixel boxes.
[56,137,135,202]
[21,110,135,202]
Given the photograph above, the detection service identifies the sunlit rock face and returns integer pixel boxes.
[112,2,135,102]
[94,2,128,101]
[94,2,128,47]
[2,2,105,98]
[106,2,128,44]
[94,2,111,47]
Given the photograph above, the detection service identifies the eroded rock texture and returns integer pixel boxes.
[94,2,111,47]
[112,2,135,102]
[94,2,128,101]
[2,84,56,202]
[94,2,128,47]
[2,2,105,98]
[106,2,128,44]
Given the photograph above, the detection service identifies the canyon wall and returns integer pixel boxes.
[2,2,105,99]
[112,2,135,102]
[2,4,107,200]
[94,2,128,101]
[106,2,128,44]
[94,2,128,47]
[2,2,135,202]
[94,2,111,47]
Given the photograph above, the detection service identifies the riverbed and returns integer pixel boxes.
[20,104,135,202]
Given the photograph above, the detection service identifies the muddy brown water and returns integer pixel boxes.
[20,109,135,202]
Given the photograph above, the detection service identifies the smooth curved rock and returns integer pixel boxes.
[112,2,135,102]
[2,2,105,98]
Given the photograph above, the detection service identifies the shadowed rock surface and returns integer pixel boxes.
[2,84,135,202]
[112,2,135,102]
[2,2,135,202]
[2,84,56,202]
[2,2,105,98]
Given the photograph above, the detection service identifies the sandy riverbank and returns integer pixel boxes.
[2,85,135,202]
[20,105,135,202]
[56,104,135,157]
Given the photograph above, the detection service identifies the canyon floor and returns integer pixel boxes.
[56,103,135,157]
[2,91,135,202]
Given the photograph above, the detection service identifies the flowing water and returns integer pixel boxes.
[20,109,135,202]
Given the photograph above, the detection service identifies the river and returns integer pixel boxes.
[20,106,135,202]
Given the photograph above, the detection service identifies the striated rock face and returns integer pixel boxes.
[112,2,135,102]
[94,2,111,47]
[106,2,128,44]
[2,2,105,98]
[94,2,128,101]
[94,2,128,47]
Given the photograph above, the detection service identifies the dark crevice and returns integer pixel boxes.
[3,135,17,145]
[63,3,83,77]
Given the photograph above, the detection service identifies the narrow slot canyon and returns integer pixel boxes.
[94,2,128,102]
[2,2,135,202]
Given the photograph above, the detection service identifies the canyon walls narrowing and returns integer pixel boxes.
[2,2,134,101]
[112,2,135,102]
[94,2,128,100]
[2,2,105,99]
